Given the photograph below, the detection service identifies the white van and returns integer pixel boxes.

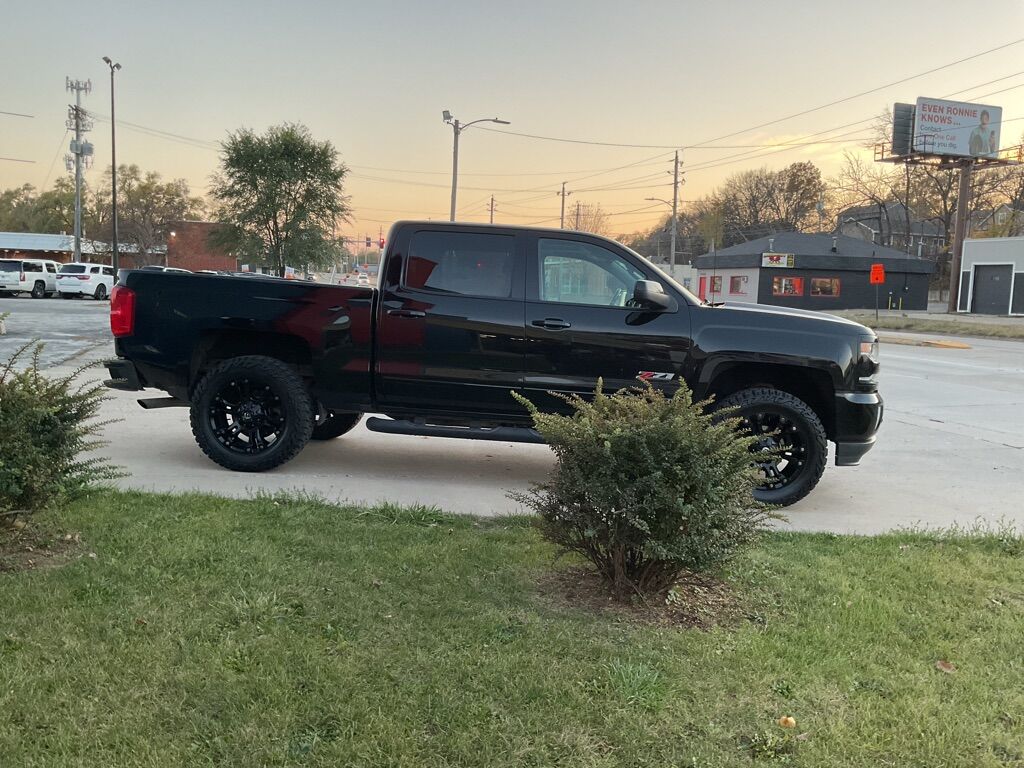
[0,258,62,298]
[57,262,116,300]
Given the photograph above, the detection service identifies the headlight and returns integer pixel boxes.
[859,340,879,363]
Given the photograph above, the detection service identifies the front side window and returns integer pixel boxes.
[46,263,57,273]
[538,238,644,307]
[810,277,840,297]
[405,231,515,298]
[103,267,115,277]
[772,276,804,297]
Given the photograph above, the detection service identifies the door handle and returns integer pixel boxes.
[532,318,571,330]
[387,309,426,318]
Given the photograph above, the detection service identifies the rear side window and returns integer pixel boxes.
[24,262,43,273]
[0,261,19,272]
[60,264,87,274]
[405,231,515,298]
[90,266,101,274]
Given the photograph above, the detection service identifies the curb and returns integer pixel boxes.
[878,335,971,349]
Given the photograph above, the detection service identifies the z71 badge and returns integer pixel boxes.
[637,371,676,381]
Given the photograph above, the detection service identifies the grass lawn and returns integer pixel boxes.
[2,491,1023,767]
[837,311,1024,340]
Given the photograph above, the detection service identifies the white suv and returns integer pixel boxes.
[57,263,116,300]
[0,258,61,298]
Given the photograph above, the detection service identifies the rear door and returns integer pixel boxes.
[375,226,527,415]
[0,260,20,291]
[523,234,691,413]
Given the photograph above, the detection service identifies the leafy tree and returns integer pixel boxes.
[210,123,351,276]
[92,165,205,266]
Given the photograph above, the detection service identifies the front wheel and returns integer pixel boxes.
[717,387,828,507]
[311,410,363,440]
[190,356,314,472]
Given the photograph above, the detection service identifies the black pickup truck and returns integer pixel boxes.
[105,221,882,506]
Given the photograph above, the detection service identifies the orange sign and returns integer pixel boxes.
[869,263,885,285]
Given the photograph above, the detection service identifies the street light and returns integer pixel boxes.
[102,56,122,275]
[442,111,510,221]
[645,197,677,272]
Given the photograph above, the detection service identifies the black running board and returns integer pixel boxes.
[137,397,189,409]
[365,417,545,444]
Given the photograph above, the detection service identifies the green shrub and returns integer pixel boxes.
[0,343,121,519]
[513,382,768,600]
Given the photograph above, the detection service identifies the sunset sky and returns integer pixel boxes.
[3,0,1024,240]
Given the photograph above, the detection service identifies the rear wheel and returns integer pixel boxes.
[94,283,107,301]
[31,281,45,299]
[190,356,314,472]
[717,387,828,507]
[311,410,363,440]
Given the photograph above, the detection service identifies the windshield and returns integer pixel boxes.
[0,260,21,272]
[59,264,87,274]
[619,244,701,306]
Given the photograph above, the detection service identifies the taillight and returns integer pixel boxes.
[110,285,136,337]
[19,272,25,281]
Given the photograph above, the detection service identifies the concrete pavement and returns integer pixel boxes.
[44,331,1016,535]
[0,296,109,368]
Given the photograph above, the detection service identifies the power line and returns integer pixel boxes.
[0,157,35,163]
[0,110,34,119]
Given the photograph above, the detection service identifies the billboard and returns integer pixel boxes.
[761,253,795,268]
[914,98,1002,159]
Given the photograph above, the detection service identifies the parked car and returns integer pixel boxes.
[57,263,116,300]
[104,221,883,506]
[0,258,61,298]
[356,272,371,286]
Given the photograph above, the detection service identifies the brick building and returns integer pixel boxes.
[165,220,238,272]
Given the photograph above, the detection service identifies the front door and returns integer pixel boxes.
[523,234,691,413]
[971,265,1012,315]
[376,227,527,415]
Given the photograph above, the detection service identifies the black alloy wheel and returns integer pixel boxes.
[717,387,828,507]
[190,356,314,472]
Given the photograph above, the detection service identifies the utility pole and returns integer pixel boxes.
[574,201,581,230]
[102,57,121,274]
[488,195,495,224]
[557,182,572,229]
[669,150,679,277]
[947,159,974,313]
[65,77,93,262]
[449,118,460,221]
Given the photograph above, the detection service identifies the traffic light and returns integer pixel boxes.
[379,238,385,249]
[364,236,371,248]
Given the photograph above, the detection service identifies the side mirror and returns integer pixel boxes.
[633,279,672,310]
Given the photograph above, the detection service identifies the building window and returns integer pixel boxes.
[772,276,804,297]
[710,275,723,294]
[729,276,746,294]
[996,210,1008,225]
[810,277,841,297]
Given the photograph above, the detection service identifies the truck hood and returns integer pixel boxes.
[708,301,873,336]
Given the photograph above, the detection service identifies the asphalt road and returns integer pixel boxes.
[22,296,1024,534]
[0,295,109,368]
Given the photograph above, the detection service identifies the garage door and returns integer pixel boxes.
[971,264,1013,315]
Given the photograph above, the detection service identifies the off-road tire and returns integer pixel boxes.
[717,387,828,507]
[311,411,363,440]
[190,355,314,472]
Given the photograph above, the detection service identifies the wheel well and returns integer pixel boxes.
[190,330,313,390]
[705,362,836,440]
